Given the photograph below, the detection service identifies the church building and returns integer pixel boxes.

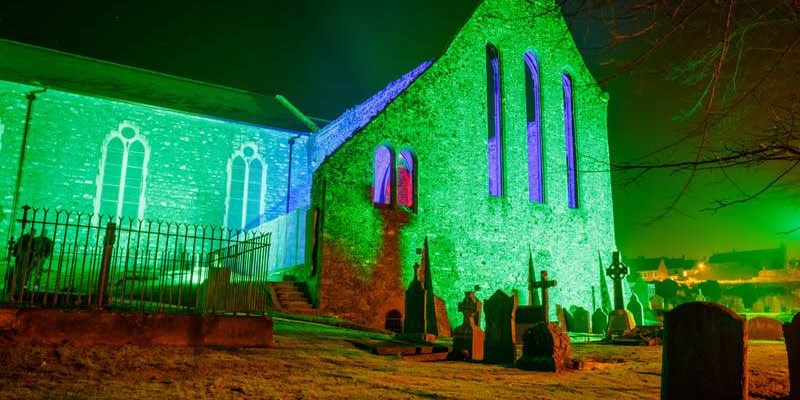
[0,0,616,329]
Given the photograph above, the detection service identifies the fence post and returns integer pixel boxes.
[96,222,116,310]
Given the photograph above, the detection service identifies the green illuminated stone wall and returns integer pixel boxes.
[312,0,617,328]
[0,80,309,241]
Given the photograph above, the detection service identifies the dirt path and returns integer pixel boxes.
[0,319,790,399]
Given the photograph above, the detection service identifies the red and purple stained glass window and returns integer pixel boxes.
[486,44,503,197]
[562,73,578,208]
[373,145,394,205]
[397,149,415,207]
[524,52,543,203]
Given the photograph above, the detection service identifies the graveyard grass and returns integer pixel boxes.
[0,318,790,399]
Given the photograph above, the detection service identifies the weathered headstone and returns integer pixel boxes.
[451,291,484,361]
[626,294,644,327]
[650,294,665,311]
[747,316,783,341]
[556,304,572,332]
[516,269,572,372]
[401,238,438,342]
[783,313,800,399]
[483,290,517,364]
[571,306,590,334]
[516,322,572,372]
[606,251,635,336]
[591,308,608,334]
[515,306,544,344]
[433,296,452,337]
[661,302,747,400]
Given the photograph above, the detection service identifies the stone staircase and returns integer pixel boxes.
[271,281,318,315]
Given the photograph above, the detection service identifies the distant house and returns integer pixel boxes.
[705,245,787,281]
[626,256,698,282]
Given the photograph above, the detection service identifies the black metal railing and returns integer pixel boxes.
[2,205,272,314]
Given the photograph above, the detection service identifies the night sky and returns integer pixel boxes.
[1,0,797,260]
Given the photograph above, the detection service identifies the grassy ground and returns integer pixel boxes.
[0,318,790,400]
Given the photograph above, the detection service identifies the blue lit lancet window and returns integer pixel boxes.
[562,73,578,208]
[225,143,267,231]
[524,52,543,203]
[397,149,415,208]
[486,44,503,197]
[95,121,150,219]
[373,145,394,205]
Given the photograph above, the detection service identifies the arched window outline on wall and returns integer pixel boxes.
[524,51,544,203]
[372,145,394,205]
[486,43,504,197]
[396,148,416,209]
[94,121,150,219]
[562,73,579,208]
[224,143,268,231]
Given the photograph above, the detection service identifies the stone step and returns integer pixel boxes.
[277,294,307,302]
[271,282,299,289]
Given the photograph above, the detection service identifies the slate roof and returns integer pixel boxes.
[708,246,787,271]
[0,39,312,133]
[625,256,696,272]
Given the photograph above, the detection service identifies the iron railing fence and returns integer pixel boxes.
[3,205,272,314]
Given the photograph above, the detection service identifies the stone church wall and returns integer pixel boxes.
[0,79,310,241]
[312,0,617,329]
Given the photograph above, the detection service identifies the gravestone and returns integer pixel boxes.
[650,294,665,311]
[451,291,484,361]
[661,302,747,400]
[784,313,800,399]
[434,296,452,337]
[591,308,608,334]
[515,306,544,344]
[606,251,635,336]
[516,322,571,372]
[747,316,783,341]
[517,269,572,372]
[626,294,644,327]
[571,306,590,334]
[401,238,438,342]
[556,304,572,332]
[483,290,517,364]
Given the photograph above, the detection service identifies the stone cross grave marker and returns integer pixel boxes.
[401,238,438,342]
[451,291,484,361]
[606,251,635,335]
[661,302,747,400]
[571,306,590,334]
[483,289,517,365]
[783,313,800,399]
[626,294,644,327]
[531,270,557,323]
[591,308,608,334]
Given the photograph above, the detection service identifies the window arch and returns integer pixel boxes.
[225,143,267,231]
[397,149,416,208]
[525,52,544,203]
[94,121,150,219]
[562,73,578,208]
[486,43,504,197]
[373,145,394,205]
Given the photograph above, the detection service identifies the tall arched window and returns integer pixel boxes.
[562,73,578,208]
[397,149,415,208]
[486,44,504,197]
[225,143,267,231]
[95,121,150,219]
[373,145,394,205]
[525,52,544,203]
